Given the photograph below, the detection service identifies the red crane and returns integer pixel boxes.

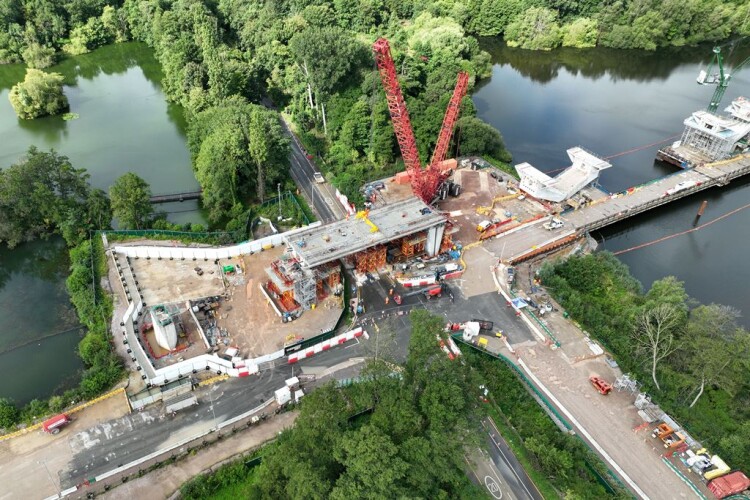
[372,37,469,203]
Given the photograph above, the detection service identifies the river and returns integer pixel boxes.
[474,40,750,328]
[0,43,198,405]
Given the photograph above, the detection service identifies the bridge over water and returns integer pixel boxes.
[484,155,750,264]
[149,190,202,204]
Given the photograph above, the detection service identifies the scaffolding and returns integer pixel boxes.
[401,233,426,257]
[293,268,316,310]
[679,109,750,161]
[614,374,639,394]
[355,245,387,273]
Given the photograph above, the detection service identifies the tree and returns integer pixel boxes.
[21,42,56,68]
[189,100,289,220]
[455,116,512,161]
[289,26,366,134]
[0,398,18,429]
[561,17,598,48]
[633,303,683,391]
[331,425,408,499]
[505,7,563,50]
[682,305,749,407]
[0,147,91,248]
[109,173,153,229]
[8,68,69,119]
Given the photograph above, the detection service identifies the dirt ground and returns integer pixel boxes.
[493,266,711,499]
[129,258,225,305]
[0,391,131,500]
[436,168,549,247]
[217,247,342,359]
[101,412,298,500]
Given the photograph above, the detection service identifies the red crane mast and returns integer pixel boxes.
[372,37,469,203]
[372,38,424,197]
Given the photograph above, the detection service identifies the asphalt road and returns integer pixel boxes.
[59,347,366,489]
[275,113,347,223]
[469,417,543,500]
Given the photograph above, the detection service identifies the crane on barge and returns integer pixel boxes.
[697,45,750,112]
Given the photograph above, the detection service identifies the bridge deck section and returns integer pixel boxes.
[484,155,750,263]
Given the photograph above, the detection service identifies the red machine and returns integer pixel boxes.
[708,471,750,499]
[372,38,469,204]
[42,414,71,435]
[423,283,446,299]
[589,376,612,395]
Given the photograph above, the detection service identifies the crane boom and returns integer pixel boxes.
[372,37,470,203]
[423,71,470,198]
[698,46,750,112]
[372,38,424,197]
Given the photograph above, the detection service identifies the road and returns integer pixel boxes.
[266,101,347,223]
[465,418,542,500]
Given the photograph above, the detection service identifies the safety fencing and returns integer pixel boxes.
[113,222,320,261]
[112,222,322,386]
[453,336,631,497]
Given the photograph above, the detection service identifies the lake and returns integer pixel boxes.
[0,43,198,405]
[474,40,750,327]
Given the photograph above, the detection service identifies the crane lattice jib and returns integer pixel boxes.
[372,38,425,199]
[430,71,469,167]
[422,71,470,200]
[703,46,750,112]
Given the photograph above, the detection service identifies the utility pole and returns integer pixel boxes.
[38,459,60,498]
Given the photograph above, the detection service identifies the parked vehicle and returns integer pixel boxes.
[543,218,565,231]
[476,220,492,232]
[313,172,325,183]
[471,319,494,331]
[506,267,515,284]
[42,414,71,435]
[707,471,750,499]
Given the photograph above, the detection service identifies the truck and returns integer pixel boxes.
[707,471,750,499]
[42,414,71,435]
[542,217,564,231]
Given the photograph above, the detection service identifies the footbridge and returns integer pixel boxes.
[149,190,202,204]
[486,155,750,264]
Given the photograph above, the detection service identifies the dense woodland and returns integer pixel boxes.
[540,253,750,473]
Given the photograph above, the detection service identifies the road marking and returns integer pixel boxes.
[485,475,504,499]
[483,419,539,500]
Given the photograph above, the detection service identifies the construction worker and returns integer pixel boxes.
[389,288,394,296]
[385,296,390,305]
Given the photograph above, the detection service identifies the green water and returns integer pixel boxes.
[0,43,198,405]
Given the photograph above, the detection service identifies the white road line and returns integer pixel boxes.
[482,419,544,499]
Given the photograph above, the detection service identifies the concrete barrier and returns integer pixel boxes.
[288,327,366,364]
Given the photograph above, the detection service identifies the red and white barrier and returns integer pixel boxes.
[400,276,436,288]
[288,327,367,364]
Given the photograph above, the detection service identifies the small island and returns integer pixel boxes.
[8,68,69,119]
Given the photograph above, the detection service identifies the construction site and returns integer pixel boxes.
[95,38,750,500]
